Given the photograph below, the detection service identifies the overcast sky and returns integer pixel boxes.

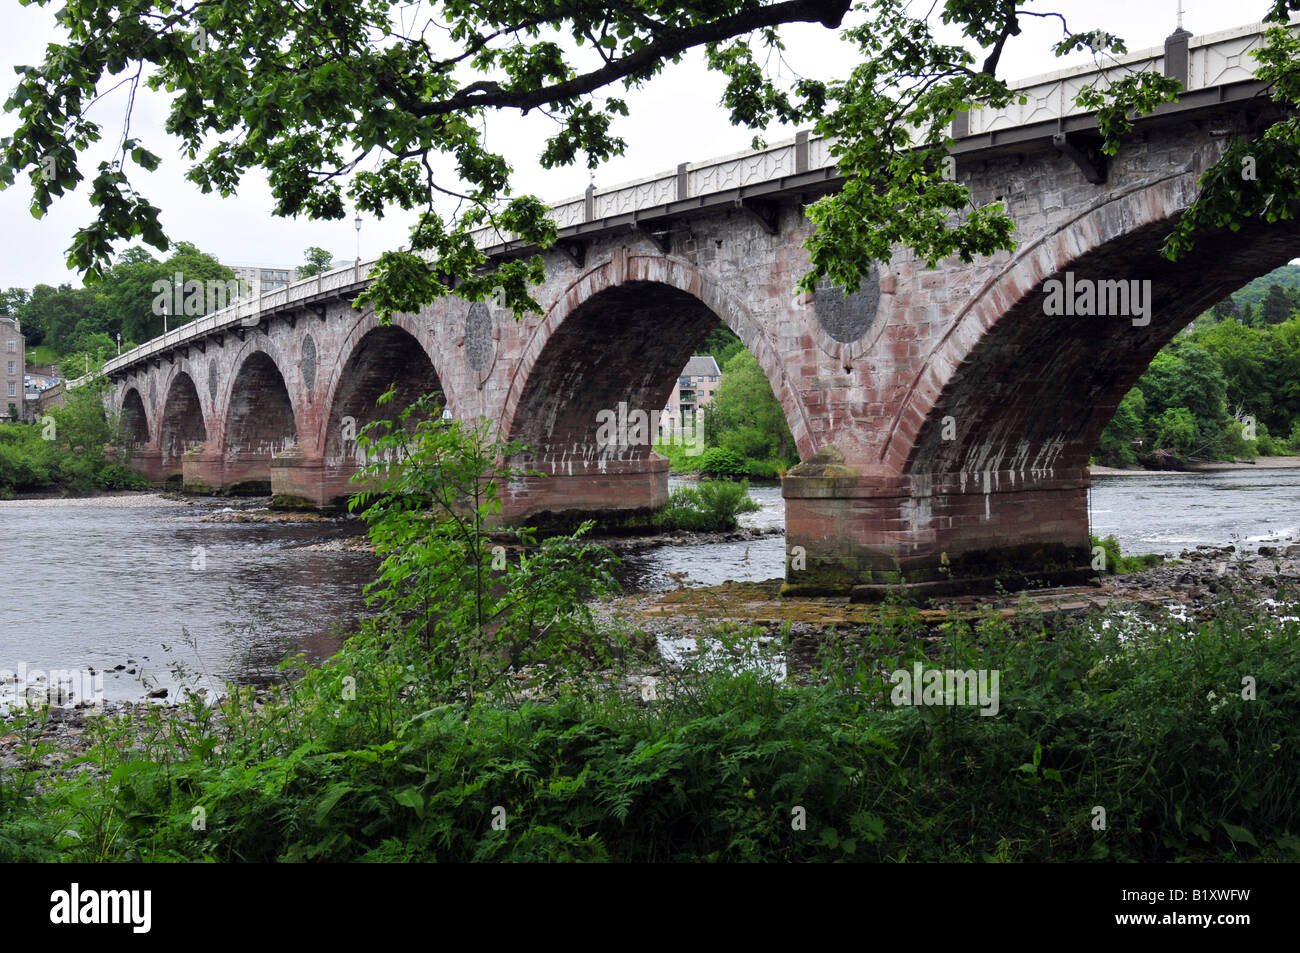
[0,0,1274,290]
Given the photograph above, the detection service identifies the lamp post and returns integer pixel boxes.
[355,213,362,265]
[116,333,121,356]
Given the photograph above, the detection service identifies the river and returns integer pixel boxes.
[2,467,1297,702]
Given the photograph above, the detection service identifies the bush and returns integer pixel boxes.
[698,447,746,479]
[655,479,759,532]
[348,390,624,706]
[1090,534,1164,574]
[96,463,150,490]
[651,439,700,473]
[1289,422,1300,454]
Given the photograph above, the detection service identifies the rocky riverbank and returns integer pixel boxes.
[1091,454,1300,475]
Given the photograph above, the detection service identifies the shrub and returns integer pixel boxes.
[96,463,150,490]
[655,479,759,531]
[698,447,746,479]
[1090,534,1164,574]
[10,594,1300,863]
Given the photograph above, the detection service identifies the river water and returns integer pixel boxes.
[2,468,1297,701]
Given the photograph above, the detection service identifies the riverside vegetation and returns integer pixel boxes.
[2,390,1298,863]
[0,371,148,497]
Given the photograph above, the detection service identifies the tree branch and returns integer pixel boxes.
[409,0,853,117]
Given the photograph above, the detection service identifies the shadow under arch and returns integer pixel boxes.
[120,387,149,448]
[321,323,444,466]
[159,371,207,477]
[501,252,812,460]
[898,198,1300,484]
[222,350,298,494]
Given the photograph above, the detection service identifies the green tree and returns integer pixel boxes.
[298,247,335,278]
[1140,345,1229,432]
[93,247,167,346]
[1210,298,1238,323]
[1266,315,1300,431]
[15,284,100,354]
[1095,387,1145,467]
[699,325,745,369]
[1260,283,1297,325]
[705,349,796,465]
[1198,318,1273,428]
[1151,406,1197,456]
[0,288,28,317]
[98,242,239,343]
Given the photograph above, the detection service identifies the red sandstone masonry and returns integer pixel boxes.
[109,119,1300,592]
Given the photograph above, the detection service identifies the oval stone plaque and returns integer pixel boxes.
[815,267,881,344]
[301,334,317,391]
[465,302,493,373]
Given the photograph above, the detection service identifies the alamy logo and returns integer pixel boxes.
[49,884,151,933]
[0,663,103,710]
[889,663,1000,716]
[1042,272,1152,327]
[595,402,704,456]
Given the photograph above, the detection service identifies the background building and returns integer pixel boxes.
[664,355,721,425]
[229,264,299,298]
[2,315,26,422]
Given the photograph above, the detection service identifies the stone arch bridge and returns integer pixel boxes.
[96,21,1299,597]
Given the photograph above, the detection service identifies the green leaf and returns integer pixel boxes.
[1220,822,1258,847]
[393,787,425,816]
[315,783,352,825]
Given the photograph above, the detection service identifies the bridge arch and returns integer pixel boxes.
[120,387,149,448]
[318,320,444,465]
[221,348,299,492]
[159,370,207,477]
[501,251,812,462]
[889,171,1300,480]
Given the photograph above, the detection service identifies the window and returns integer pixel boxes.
[6,340,14,353]
[6,361,14,375]
[7,382,15,397]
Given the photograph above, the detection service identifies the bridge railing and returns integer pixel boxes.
[965,20,1286,136]
[91,18,1288,383]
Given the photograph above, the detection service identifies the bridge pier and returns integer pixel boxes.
[782,450,1094,600]
[181,445,220,494]
[270,447,366,508]
[126,448,166,484]
[498,454,670,530]
[177,445,291,496]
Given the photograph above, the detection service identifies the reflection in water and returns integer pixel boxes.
[3,467,1296,700]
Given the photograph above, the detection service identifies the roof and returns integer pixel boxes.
[681,355,720,377]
